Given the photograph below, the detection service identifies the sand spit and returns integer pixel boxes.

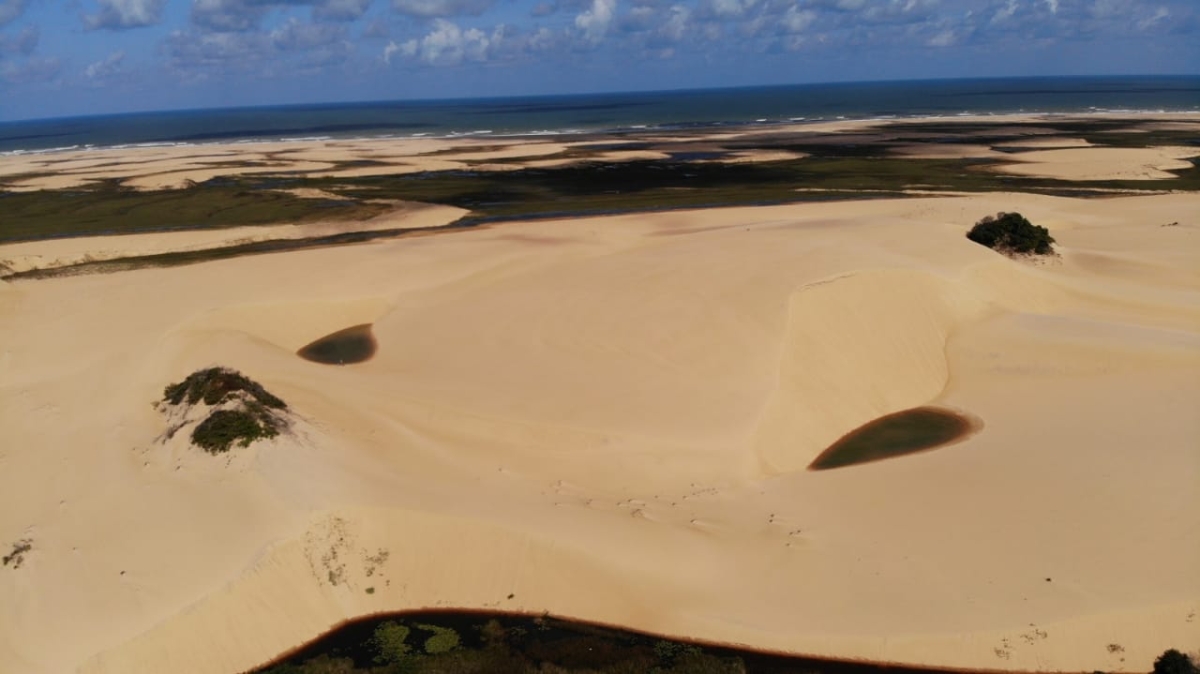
[0,202,466,275]
[990,146,1200,181]
[1,190,1197,674]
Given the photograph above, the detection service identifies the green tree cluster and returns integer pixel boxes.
[967,212,1056,255]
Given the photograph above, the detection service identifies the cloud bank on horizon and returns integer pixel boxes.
[0,0,1196,119]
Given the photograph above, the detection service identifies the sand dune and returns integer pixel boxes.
[1,192,1197,674]
[991,146,1199,181]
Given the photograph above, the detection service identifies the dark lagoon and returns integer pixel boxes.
[297,324,377,365]
[246,610,982,674]
[808,407,979,471]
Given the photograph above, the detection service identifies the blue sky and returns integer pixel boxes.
[0,0,1196,120]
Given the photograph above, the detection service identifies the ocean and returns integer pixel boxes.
[1,75,1197,155]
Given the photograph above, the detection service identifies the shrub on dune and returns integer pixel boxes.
[160,367,288,455]
[967,211,1056,256]
[1154,649,1200,674]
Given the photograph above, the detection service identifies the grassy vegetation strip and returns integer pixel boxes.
[0,221,472,280]
[0,178,386,244]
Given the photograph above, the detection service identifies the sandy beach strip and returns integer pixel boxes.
[4,111,1198,191]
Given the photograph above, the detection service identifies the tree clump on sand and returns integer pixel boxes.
[163,367,287,409]
[1154,649,1200,674]
[967,211,1056,256]
[160,367,288,454]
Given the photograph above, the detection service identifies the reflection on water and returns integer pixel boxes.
[297,324,377,364]
[808,407,978,471]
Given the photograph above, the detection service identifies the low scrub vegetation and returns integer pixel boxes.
[3,539,32,569]
[163,367,287,409]
[967,211,1056,256]
[160,367,288,454]
[190,407,281,454]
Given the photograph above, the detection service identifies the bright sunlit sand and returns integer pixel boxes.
[2,165,1197,674]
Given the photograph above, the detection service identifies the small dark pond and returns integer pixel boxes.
[808,406,979,471]
[297,323,377,364]
[247,610,975,674]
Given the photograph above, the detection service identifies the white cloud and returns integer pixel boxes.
[270,17,346,50]
[622,5,654,30]
[527,25,556,50]
[926,28,955,45]
[660,4,689,40]
[400,18,492,65]
[781,5,816,32]
[991,0,1018,23]
[390,0,492,18]
[575,0,615,43]
[1136,5,1169,29]
[164,28,270,68]
[190,0,267,32]
[190,0,369,33]
[314,0,371,21]
[382,39,400,62]
[85,0,166,29]
[859,0,937,24]
[1044,0,1058,14]
[84,49,125,79]
[708,0,756,19]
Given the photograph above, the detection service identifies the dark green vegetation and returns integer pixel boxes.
[808,407,977,471]
[0,178,386,244]
[3,118,1197,280]
[164,367,287,409]
[2,539,32,569]
[160,367,288,454]
[190,408,281,454]
[248,612,1195,674]
[297,324,378,365]
[967,212,1056,256]
[1155,650,1200,674]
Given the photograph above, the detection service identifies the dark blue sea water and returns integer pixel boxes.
[2,76,1197,155]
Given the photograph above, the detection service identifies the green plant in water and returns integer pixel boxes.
[416,624,461,655]
[372,621,412,665]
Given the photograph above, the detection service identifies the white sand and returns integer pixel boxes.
[1,188,1197,674]
[991,146,1200,181]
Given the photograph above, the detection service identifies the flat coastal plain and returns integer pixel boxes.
[1,115,1198,674]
